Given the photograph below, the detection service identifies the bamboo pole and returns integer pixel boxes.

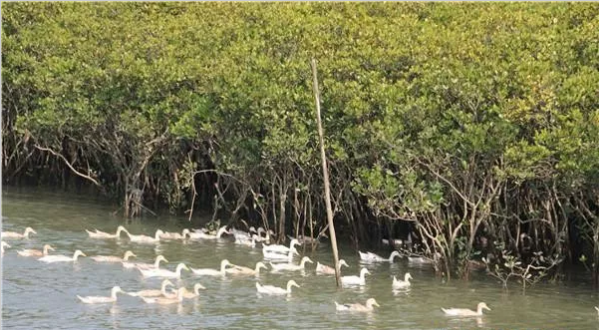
[310,58,342,287]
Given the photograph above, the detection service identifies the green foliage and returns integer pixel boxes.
[3,2,599,279]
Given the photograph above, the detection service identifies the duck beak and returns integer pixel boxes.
[374,302,380,307]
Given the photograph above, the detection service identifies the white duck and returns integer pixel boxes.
[190,259,231,276]
[85,225,128,239]
[269,256,313,272]
[127,279,175,297]
[39,250,86,263]
[1,241,10,256]
[188,226,230,240]
[2,227,36,239]
[263,246,300,261]
[234,234,258,248]
[392,273,413,289]
[225,261,268,276]
[254,228,275,243]
[165,283,206,299]
[335,298,380,312]
[77,286,125,304]
[91,250,136,263]
[123,255,168,270]
[341,267,371,286]
[126,229,165,244]
[359,250,401,263]
[17,244,55,258]
[316,259,349,275]
[159,229,191,240]
[139,262,189,279]
[256,280,300,295]
[262,238,300,254]
[140,287,185,304]
[442,302,491,316]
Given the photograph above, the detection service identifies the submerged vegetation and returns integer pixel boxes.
[3,2,599,284]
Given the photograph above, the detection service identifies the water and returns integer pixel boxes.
[2,187,599,329]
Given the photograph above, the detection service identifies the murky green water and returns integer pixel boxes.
[2,187,599,329]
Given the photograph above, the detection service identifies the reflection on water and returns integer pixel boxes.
[3,187,599,329]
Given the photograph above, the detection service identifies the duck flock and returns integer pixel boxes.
[2,224,491,317]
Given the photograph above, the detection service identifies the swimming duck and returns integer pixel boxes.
[188,226,230,240]
[442,302,491,316]
[341,267,371,286]
[392,273,413,289]
[39,250,86,263]
[127,279,175,298]
[77,286,125,304]
[263,246,300,261]
[254,228,275,243]
[190,259,231,276]
[1,241,11,256]
[234,234,258,248]
[262,238,300,254]
[159,229,191,240]
[359,250,401,263]
[123,255,168,270]
[165,283,206,299]
[2,227,36,239]
[17,244,55,258]
[140,287,185,304]
[126,229,164,244]
[269,256,313,272]
[91,250,136,263]
[139,263,189,279]
[335,298,380,312]
[85,226,128,239]
[316,259,349,275]
[225,261,268,276]
[256,280,300,295]
[407,256,435,264]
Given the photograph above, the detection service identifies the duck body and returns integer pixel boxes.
[392,273,413,289]
[1,241,10,256]
[256,280,300,295]
[86,226,128,239]
[269,256,313,272]
[165,283,206,299]
[77,286,124,304]
[188,226,229,240]
[316,259,349,275]
[262,239,299,254]
[359,250,400,263]
[139,263,189,279]
[225,262,267,276]
[126,230,164,244]
[128,279,175,298]
[190,259,231,276]
[3,227,36,239]
[39,250,86,263]
[159,229,190,240]
[17,244,55,258]
[140,288,185,304]
[341,267,371,286]
[263,247,299,261]
[91,251,136,263]
[442,302,491,316]
[123,255,168,270]
[335,298,380,312]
